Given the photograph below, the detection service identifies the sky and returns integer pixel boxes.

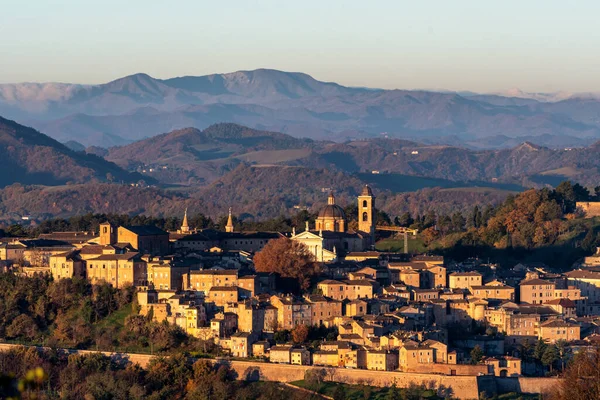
[1,0,599,93]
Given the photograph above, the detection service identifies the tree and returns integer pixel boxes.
[555,339,570,372]
[541,345,559,373]
[469,205,483,228]
[581,228,598,253]
[386,382,401,400]
[555,181,577,213]
[421,227,440,246]
[550,346,600,400]
[6,314,40,341]
[273,330,290,344]
[333,384,346,400]
[533,338,548,362]
[470,345,484,364]
[291,324,309,344]
[451,212,466,232]
[253,238,321,290]
[396,212,413,227]
[376,210,392,226]
[423,210,437,228]
[304,368,326,391]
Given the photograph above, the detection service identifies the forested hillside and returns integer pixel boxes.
[104,123,600,189]
[0,117,146,187]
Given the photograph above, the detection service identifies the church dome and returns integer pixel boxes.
[318,204,346,219]
[315,191,346,233]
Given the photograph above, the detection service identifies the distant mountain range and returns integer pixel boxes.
[2,69,600,148]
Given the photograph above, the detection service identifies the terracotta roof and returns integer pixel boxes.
[565,270,600,279]
[450,271,482,276]
[190,269,237,275]
[319,279,344,285]
[470,285,513,290]
[209,286,238,292]
[121,225,168,236]
[519,278,554,286]
[545,298,576,307]
[343,279,375,286]
[79,245,105,254]
[89,252,139,261]
[541,319,579,328]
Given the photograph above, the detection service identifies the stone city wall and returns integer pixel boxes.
[0,344,561,399]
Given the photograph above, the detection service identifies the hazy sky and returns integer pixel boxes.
[1,0,599,92]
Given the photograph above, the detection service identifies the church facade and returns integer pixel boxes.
[292,186,376,262]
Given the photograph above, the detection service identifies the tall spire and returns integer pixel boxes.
[181,208,190,233]
[225,207,234,233]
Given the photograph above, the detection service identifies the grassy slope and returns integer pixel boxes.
[376,235,427,253]
[94,303,134,332]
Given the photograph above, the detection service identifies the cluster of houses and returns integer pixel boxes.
[2,198,600,377]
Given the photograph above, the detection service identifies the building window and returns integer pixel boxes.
[362,212,368,222]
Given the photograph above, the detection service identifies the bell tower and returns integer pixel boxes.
[358,185,375,239]
[99,221,117,245]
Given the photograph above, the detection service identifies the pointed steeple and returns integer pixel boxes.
[181,208,190,233]
[225,207,234,233]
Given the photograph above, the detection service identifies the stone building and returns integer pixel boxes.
[270,295,312,330]
[317,279,376,301]
[519,278,556,305]
[99,222,169,255]
[185,269,238,293]
[469,281,515,301]
[449,271,483,290]
[305,294,342,325]
[49,251,84,280]
[539,319,581,343]
[86,252,146,288]
[147,259,190,290]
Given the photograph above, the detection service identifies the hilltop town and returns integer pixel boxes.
[1,184,600,395]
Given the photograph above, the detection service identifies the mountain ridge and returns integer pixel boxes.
[2,69,600,148]
[101,122,600,189]
[0,116,148,187]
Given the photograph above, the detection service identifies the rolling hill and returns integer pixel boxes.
[103,123,600,189]
[0,116,147,187]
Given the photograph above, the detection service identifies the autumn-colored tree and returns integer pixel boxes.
[421,227,440,246]
[291,324,309,344]
[550,346,600,400]
[253,237,321,290]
